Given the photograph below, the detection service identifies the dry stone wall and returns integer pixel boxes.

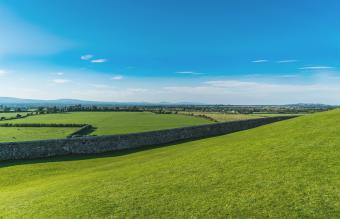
[0,116,296,161]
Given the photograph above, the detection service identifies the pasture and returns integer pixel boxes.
[179,111,299,122]
[0,127,79,142]
[0,110,338,218]
[0,112,28,119]
[180,112,263,122]
[0,112,212,142]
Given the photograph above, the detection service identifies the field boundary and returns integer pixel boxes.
[0,123,88,127]
[0,116,297,161]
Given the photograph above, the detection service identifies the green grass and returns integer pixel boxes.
[0,112,212,135]
[180,111,264,122]
[252,113,306,117]
[0,109,339,218]
[0,112,28,119]
[180,112,303,122]
[0,127,79,142]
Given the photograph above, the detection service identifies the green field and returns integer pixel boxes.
[179,111,299,122]
[0,110,338,218]
[252,113,306,117]
[0,127,78,142]
[180,112,263,122]
[0,112,28,119]
[0,112,212,142]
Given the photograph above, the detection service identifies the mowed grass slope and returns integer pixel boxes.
[0,110,339,218]
[0,112,212,136]
[0,127,79,142]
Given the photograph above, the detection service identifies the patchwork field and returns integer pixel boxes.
[0,110,338,218]
[0,127,79,142]
[0,112,212,142]
[179,112,300,122]
[0,112,28,119]
[180,112,264,122]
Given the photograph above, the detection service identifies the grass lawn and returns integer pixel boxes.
[0,110,338,218]
[0,127,79,142]
[0,112,212,136]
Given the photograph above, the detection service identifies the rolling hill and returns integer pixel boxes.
[0,109,339,218]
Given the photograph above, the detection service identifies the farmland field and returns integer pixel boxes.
[0,112,212,142]
[0,127,78,142]
[180,112,263,122]
[0,112,28,119]
[179,111,299,122]
[0,110,338,218]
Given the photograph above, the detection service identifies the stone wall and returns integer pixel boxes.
[0,116,296,161]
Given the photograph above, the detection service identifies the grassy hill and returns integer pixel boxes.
[0,110,339,218]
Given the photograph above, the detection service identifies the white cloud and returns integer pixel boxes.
[277,59,298,63]
[299,66,334,70]
[176,71,205,75]
[80,54,93,61]
[251,59,268,63]
[279,74,298,78]
[90,84,112,89]
[56,72,64,76]
[204,80,257,87]
[52,79,70,84]
[0,69,8,77]
[71,87,149,102]
[91,59,107,63]
[162,78,340,104]
[111,75,123,80]
[127,88,148,92]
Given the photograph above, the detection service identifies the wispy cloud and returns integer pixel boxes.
[90,84,112,89]
[0,69,8,77]
[279,74,298,78]
[80,54,93,61]
[162,76,340,104]
[251,59,268,63]
[56,72,64,76]
[299,66,334,70]
[277,59,298,63]
[111,75,123,80]
[176,71,205,75]
[204,80,257,87]
[80,54,107,63]
[52,79,70,84]
[91,59,107,63]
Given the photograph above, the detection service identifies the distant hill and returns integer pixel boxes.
[0,97,336,107]
[0,97,203,106]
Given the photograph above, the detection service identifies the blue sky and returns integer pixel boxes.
[1,0,340,104]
